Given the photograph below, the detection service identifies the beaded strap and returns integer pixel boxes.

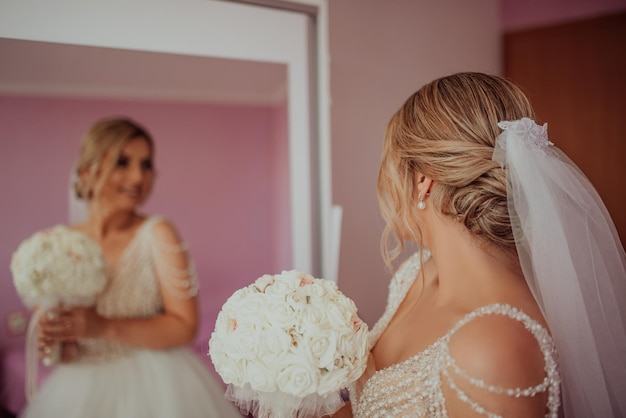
[442,304,561,418]
[146,217,199,299]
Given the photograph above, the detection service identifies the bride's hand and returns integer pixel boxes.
[37,338,81,363]
[37,310,81,364]
[40,307,108,340]
[64,307,108,339]
[37,331,56,362]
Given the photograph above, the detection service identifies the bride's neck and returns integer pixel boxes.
[85,206,139,239]
[424,219,522,306]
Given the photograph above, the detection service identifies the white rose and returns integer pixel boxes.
[275,354,320,396]
[265,298,298,329]
[336,333,356,359]
[253,274,275,292]
[297,301,331,334]
[265,274,298,296]
[322,303,353,335]
[256,325,293,360]
[305,330,338,370]
[246,360,278,392]
[317,366,349,396]
[223,324,260,360]
[236,292,269,325]
[298,280,328,299]
[337,326,366,356]
[211,352,246,386]
[338,327,368,381]
[278,270,302,282]
[286,289,308,312]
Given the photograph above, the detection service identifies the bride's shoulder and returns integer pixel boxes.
[449,309,548,382]
[443,305,557,415]
[144,216,183,245]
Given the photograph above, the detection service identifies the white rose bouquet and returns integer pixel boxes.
[209,270,368,418]
[10,225,107,399]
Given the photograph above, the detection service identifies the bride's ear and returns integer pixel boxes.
[416,174,434,199]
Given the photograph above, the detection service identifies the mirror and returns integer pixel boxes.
[0,1,328,414]
[0,36,292,301]
[0,36,292,412]
[0,0,318,273]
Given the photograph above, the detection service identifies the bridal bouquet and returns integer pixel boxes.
[10,225,107,398]
[209,270,368,418]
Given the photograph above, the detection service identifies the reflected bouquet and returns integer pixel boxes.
[10,225,107,398]
[209,270,368,418]
[11,226,108,312]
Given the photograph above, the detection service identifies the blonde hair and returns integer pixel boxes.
[377,72,535,270]
[74,117,154,200]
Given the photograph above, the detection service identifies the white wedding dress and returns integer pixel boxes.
[350,252,562,418]
[20,216,242,418]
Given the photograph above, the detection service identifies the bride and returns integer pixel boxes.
[334,73,625,417]
[21,117,241,418]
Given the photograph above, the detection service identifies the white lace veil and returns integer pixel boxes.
[492,118,626,417]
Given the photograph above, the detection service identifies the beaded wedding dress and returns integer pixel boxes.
[20,216,241,418]
[350,252,561,418]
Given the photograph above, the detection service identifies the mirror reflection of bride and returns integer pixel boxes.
[20,117,242,418]
[2,2,326,416]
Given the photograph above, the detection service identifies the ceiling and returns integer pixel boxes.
[0,38,287,105]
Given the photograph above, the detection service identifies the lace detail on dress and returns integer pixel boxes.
[78,216,196,362]
[77,339,131,364]
[351,253,561,418]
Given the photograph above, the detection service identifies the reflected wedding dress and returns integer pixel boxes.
[350,251,561,418]
[21,216,241,418]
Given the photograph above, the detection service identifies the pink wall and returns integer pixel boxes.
[0,95,288,413]
[501,0,626,31]
[329,0,501,326]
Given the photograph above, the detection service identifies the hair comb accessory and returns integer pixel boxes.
[497,117,553,151]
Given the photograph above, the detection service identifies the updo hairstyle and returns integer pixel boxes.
[377,72,535,268]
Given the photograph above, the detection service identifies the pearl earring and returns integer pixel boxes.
[417,193,426,210]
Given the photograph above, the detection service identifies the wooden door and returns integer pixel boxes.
[504,12,626,245]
